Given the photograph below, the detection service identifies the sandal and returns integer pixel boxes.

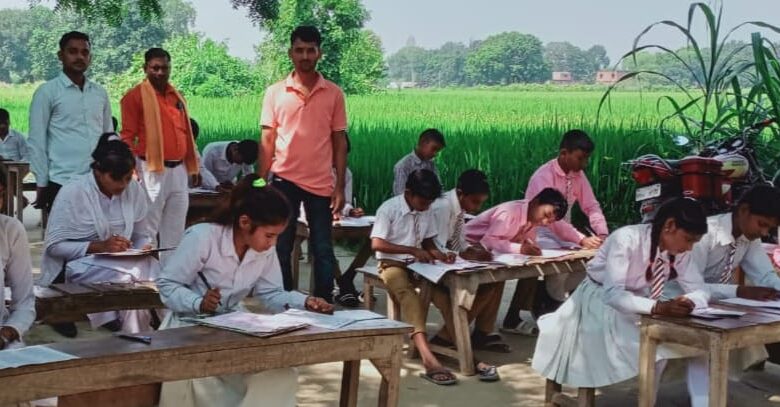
[476,364,500,382]
[335,291,360,308]
[419,369,458,386]
[499,320,538,336]
[471,332,512,353]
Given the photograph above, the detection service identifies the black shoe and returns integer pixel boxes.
[101,319,122,332]
[51,322,78,338]
[335,291,360,308]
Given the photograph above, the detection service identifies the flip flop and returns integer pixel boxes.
[476,364,500,382]
[499,320,539,337]
[474,341,512,353]
[419,369,458,386]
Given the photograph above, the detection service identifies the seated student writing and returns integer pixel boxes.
[200,139,258,191]
[156,174,333,407]
[392,128,444,196]
[429,169,506,376]
[40,133,160,336]
[0,108,29,162]
[464,188,576,335]
[0,213,35,351]
[532,198,713,407]
[371,169,497,384]
[664,185,780,372]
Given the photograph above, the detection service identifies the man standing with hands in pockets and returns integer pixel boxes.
[259,26,348,302]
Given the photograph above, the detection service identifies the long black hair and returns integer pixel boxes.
[91,132,135,181]
[210,174,290,230]
[645,197,707,281]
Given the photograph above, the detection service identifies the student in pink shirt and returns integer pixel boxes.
[259,26,348,302]
[525,129,607,249]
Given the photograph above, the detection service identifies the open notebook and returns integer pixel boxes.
[183,312,309,338]
[407,258,485,283]
[93,247,176,257]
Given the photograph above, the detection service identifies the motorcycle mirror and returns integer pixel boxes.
[673,135,690,146]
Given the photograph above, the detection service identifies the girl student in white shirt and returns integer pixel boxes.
[532,197,714,407]
[156,174,333,407]
[41,132,159,335]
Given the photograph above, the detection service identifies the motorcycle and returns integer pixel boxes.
[628,119,775,223]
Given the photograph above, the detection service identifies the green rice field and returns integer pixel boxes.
[0,85,679,226]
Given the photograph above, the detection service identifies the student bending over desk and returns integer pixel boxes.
[40,133,160,336]
[532,198,712,407]
[156,174,333,407]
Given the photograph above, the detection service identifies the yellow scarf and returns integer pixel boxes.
[139,80,199,174]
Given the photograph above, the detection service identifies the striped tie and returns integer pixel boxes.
[412,212,421,247]
[447,211,465,252]
[649,257,667,300]
[719,242,738,284]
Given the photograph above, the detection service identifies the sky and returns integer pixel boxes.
[3,0,780,64]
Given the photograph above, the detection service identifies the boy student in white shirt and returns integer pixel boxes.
[371,169,499,385]
[429,169,508,356]
[0,108,29,161]
[156,174,332,407]
[199,139,258,191]
[0,214,35,351]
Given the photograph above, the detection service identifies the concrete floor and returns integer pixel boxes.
[17,196,780,406]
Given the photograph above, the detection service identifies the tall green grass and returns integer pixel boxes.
[0,86,677,226]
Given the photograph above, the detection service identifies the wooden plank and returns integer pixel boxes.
[51,283,97,295]
[58,383,160,407]
[708,338,729,407]
[0,325,409,404]
[449,278,475,376]
[550,393,580,407]
[545,379,562,406]
[35,291,165,324]
[638,324,657,407]
[576,388,594,407]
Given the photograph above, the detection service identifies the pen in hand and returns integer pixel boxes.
[198,271,222,306]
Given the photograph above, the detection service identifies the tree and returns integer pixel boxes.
[386,45,428,83]
[464,31,549,85]
[255,0,384,93]
[544,42,610,83]
[423,42,468,86]
[339,29,386,93]
[111,33,256,97]
[5,0,194,82]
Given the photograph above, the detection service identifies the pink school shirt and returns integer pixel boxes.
[260,73,348,197]
[525,158,609,237]
[464,200,583,253]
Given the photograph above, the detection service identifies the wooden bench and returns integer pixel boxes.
[0,320,410,407]
[186,190,228,226]
[35,282,164,324]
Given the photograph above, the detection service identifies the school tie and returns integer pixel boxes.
[564,177,573,222]
[412,212,421,247]
[649,257,667,300]
[719,242,738,284]
[447,211,465,252]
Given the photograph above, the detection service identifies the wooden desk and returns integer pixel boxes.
[186,191,227,226]
[292,221,373,291]
[435,251,595,375]
[0,320,410,407]
[35,282,163,324]
[638,304,780,407]
[0,160,29,222]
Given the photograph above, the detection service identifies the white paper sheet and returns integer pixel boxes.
[333,310,386,322]
[719,298,780,309]
[406,258,485,283]
[690,307,746,319]
[278,309,355,330]
[333,216,376,228]
[0,346,78,370]
[94,247,175,257]
[189,187,220,194]
[191,311,309,335]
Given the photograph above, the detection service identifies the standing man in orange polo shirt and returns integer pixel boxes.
[259,26,348,302]
[120,48,200,262]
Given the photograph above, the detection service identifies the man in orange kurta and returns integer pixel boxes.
[120,48,199,263]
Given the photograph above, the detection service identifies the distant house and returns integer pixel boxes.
[551,71,573,84]
[387,81,418,89]
[596,70,628,85]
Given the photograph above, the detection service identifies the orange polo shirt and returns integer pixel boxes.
[120,83,190,161]
[260,72,347,197]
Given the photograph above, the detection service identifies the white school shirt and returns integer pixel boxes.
[199,141,254,190]
[431,189,467,252]
[40,174,151,286]
[157,223,308,315]
[666,213,780,300]
[28,72,113,186]
[370,194,438,263]
[586,224,710,315]
[0,215,35,340]
[0,130,29,161]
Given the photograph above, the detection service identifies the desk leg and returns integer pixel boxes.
[373,337,403,407]
[708,343,729,407]
[340,360,361,407]
[450,281,475,376]
[638,324,658,407]
[4,170,13,217]
[347,239,373,272]
[13,170,23,222]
